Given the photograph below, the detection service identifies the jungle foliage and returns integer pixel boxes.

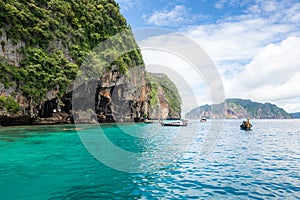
[0,0,144,103]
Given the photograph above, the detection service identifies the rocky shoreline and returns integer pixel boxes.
[1,69,182,127]
[0,111,148,126]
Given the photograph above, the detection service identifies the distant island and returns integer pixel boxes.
[290,112,300,119]
[185,98,292,119]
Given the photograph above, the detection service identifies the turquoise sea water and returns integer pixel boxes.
[0,120,299,199]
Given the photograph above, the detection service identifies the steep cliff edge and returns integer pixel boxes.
[185,98,292,119]
[71,66,151,123]
[0,0,180,125]
[147,73,181,119]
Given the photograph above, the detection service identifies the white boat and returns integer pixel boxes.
[144,119,154,124]
[160,120,188,126]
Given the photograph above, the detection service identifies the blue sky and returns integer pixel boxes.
[117,0,234,28]
[115,0,300,113]
[117,0,299,28]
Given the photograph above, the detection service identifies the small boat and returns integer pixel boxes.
[160,120,188,127]
[240,120,252,131]
[200,117,207,122]
[144,119,154,124]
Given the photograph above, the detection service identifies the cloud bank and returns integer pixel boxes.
[118,0,300,112]
[161,1,300,112]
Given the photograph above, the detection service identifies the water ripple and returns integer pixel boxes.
[0,120,300,199]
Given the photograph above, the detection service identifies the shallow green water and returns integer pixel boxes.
[0,120,299,199]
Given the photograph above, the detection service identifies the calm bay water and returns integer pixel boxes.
[0,120,299,199]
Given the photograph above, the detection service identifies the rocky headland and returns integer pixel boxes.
[0,0,181,126]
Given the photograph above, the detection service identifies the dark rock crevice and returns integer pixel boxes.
[0,68,181,126]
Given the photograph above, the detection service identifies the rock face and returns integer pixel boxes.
[0,29,25,67]
[185,98,292,119]
[147,73,181,119]
[0,0,181,126]
[0,59,159,125]
[149,85,170,119]
[71,67,151,123]
[70,69,181,123]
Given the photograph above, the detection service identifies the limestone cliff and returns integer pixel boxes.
[0,0,143,125]
[0,0,181,125]
[147,73,181,119]
[71,67,151,123]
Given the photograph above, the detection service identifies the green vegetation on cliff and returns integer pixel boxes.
[147,73,181,118]
[185,98,292,119]
[0,96,20,114]
[0,0,143,107]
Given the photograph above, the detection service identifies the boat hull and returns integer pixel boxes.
[160,122,187,127]
[161,123,187,126]
[240,124,252,131]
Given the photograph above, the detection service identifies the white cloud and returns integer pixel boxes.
[228,36,300,102]
[145,5,189,27]
[245,1,300,24]
[214,0,300,24]
[278,97,300,113]
[284,3,300,23]
[214,0,254,9]
[144,5,208,27]
[134,1,300,112]
[179,2,300,112]
[262,1,277,12]
[185,18,294,71]
[115,0,140,11]
[141,49,209,114]
[136,32,225,114]
[214,1,225,9]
